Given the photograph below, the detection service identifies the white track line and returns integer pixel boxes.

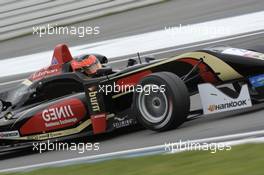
[0,79,25,86]
[1,129,264,173]
[1,30,263,86]
[109,30,264,63]
[165,137,264,154]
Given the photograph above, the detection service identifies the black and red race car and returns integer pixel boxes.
[1,43,264,150]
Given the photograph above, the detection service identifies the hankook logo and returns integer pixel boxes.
[207,100,247,112]
[88,91,100,112]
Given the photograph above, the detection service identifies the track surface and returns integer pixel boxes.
[1,0,264,169]
[1,0,264,58]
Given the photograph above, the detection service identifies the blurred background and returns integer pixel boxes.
[1,0,264,58]
[0,0,264,174]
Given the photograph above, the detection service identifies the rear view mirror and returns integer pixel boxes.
[97,67,112,76]
[145,56,155,63]
[99,56,108,64]
[93,54,108,64]
[127,59,137,67]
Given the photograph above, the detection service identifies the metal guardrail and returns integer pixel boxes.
[0,0,164,41]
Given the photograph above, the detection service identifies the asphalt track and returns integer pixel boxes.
[1,0,264,170]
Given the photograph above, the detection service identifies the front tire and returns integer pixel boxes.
[133,72,190,131]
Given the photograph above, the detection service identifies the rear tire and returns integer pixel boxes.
[133,72,190,131]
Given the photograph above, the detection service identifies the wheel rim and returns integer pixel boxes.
[137,84,169,123]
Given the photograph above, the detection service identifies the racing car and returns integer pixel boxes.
[1,43,264,150]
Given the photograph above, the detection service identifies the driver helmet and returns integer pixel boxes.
[71,55,102,75]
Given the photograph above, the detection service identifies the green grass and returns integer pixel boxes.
[3,144,264,175]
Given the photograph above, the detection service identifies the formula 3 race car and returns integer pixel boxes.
[1,44,264,151]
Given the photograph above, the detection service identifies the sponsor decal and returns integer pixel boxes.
[88,91,100,112]
[42,105,77,128]
[27,132,66,140]
[32,68,60,80]
[20,99,86,135]
[0,131,20,138]
[51,56,59,65]
[91,113,106,134]
[198,83,252,114]
[222,48,264,60]
[249,74,264,88]
[207,100,247,112]
[30,64,62,81]
[114,116,126,122]
[112,116,136,129]
[21,119,91,141]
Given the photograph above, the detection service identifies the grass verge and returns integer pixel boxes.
[3,143,264,175]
